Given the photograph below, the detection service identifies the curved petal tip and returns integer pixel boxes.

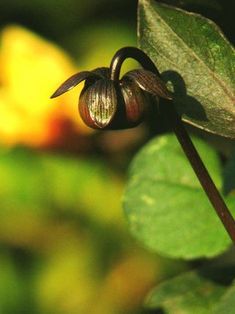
[50,71,92,98]
[123,69,172,100]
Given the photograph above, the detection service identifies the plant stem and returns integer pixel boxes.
[110,46,235,244]
[166,102,235,243]
[110,46,160,81]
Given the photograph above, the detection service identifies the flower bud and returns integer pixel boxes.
[51,60,171,131]
[79,78,149,130]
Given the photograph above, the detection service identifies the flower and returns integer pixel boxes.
[51,58,172,130]
[0,25,91,147]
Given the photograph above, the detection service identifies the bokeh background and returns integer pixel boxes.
[0,0,234,313]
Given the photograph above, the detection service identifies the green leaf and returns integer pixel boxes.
[138,0,235,138]
[168,0,222,11]
[214,283,235,314]
[145,268,228,313]
[123,134,233,259]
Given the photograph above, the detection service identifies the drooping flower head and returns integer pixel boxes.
[51,47,172,130]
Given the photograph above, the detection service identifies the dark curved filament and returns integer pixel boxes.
[110,46,160,81]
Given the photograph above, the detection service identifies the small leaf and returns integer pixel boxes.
[145,268,229,313]
[123,134,234,259]
[138,0,235,138]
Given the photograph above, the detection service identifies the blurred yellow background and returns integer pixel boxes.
[0,1,187,313]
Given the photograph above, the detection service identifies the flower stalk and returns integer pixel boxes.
[52,46,235,244]
[168,103,235,243]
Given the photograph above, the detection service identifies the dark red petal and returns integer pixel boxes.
[121,80,146,124]
[50,71,93,98]
[122,69,172,100]
[79,79,117,129]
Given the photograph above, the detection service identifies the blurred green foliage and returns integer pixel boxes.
[0,145,164,314]
[0,1,163,313]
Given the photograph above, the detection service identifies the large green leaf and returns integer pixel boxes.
[138,0,235,138]
[145,268,230,313]
[123,134,234,259]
